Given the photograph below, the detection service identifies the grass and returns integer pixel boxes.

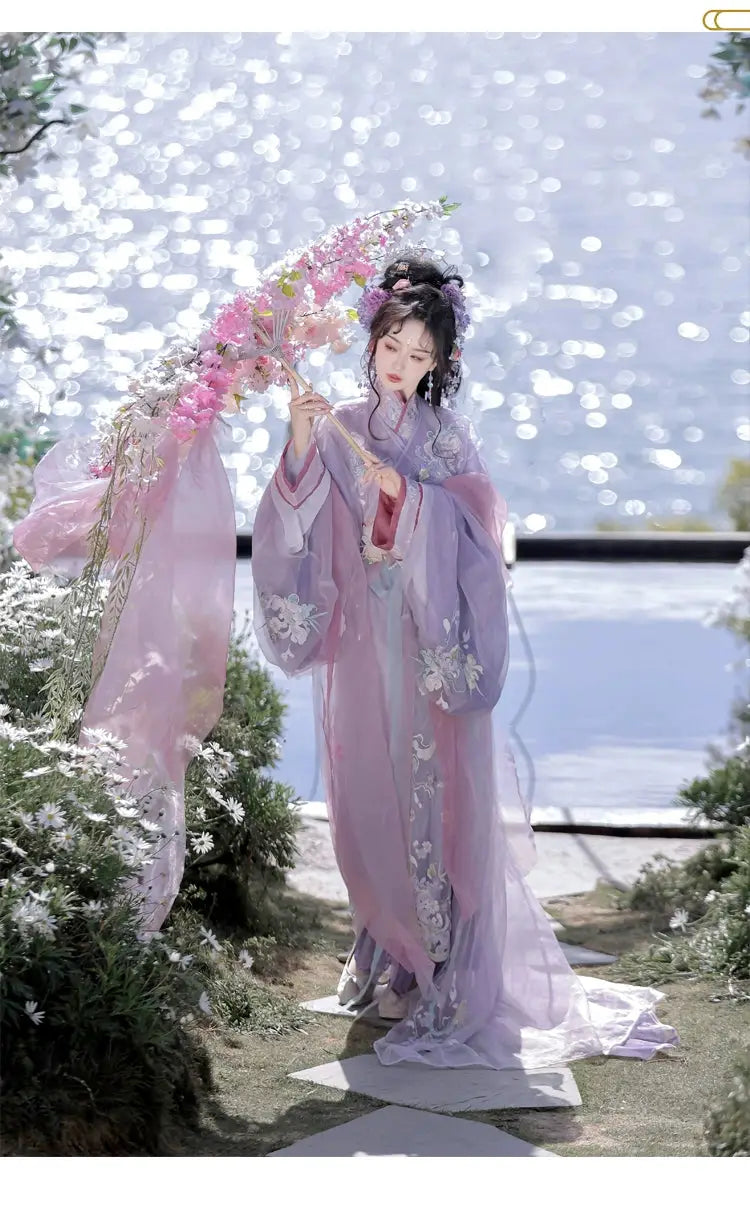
[169,884,748,1157]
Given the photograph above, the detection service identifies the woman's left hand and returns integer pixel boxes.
[361,453,403,500]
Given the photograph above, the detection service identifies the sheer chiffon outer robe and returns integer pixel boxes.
[251,382,678,1070]
[12,424,237,930]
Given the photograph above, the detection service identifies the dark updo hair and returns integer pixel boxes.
[363,252,464,443]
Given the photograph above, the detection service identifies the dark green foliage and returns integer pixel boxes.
[621,839,738,924]
[177,614,300,934]
[676,756,750,831]
[207,967,311,1038]
[705,1051,750,1157]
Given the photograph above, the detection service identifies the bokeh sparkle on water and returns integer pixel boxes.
[1,32,747,533]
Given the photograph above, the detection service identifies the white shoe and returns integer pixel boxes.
[376,987,410,1020]
[337,962,369,1006]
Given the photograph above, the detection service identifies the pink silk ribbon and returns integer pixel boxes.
[13,422,237,930]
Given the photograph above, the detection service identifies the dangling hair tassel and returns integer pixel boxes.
[426,369,434,406]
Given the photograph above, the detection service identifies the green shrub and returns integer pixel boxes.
[177,612,300,934]
[616,826,750,986]
[621,839,738,924]
[0,430,57,572]
[675,756,750,831]
[0,719,213,1155]
[0,560,98,723]
[705,1051,750,1156]
[207,963,311,1038]
[717,458,750,534]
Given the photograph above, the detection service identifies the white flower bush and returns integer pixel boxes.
[0,561,231,1153]
[0,700,223,1153]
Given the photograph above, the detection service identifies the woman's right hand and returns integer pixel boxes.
[288,375,332,458]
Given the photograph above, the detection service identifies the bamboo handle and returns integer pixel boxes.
[271,350,375,465]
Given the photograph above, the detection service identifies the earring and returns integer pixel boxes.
[426,369,433,406]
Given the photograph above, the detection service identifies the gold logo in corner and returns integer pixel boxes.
[702,10,750,29]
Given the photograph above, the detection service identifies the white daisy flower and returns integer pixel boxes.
[34,803,65,830]
[238,949,254,971]
[24,1000,45,1026]
[12,896,57,940]
[80,727,127,751]
[190,831,214,856]
[669,908,690,933]
[226,798,245,825]
[206,786,229,809]
[198,991,213,1016]
[29,657,54,672]
[53,827,78,850]
[1,837,27,858]
[198,925,222,953]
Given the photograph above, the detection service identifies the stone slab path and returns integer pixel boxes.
[269,1103,557,1157]
[289,1053,581,1112]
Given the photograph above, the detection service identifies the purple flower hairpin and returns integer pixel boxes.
[357,277,469,339]
[440,280,470,341]
[356,285,391,331]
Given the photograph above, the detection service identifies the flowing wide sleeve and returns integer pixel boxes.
[377,418,511,715]
[251,432,343,675]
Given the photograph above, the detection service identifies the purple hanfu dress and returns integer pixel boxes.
[251,380,678,1069]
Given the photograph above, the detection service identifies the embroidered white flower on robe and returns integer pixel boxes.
[261,592,320,646]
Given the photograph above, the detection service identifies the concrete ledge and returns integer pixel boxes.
[297,800,723,838]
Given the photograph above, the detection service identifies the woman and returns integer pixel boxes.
[251,254,678,1070]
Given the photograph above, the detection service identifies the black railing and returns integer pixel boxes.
[236,531,749,563]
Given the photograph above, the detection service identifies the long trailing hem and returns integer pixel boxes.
[368,844,679,1071]
[12,422,237,930]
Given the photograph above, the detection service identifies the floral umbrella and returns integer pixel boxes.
[29,195,460,734]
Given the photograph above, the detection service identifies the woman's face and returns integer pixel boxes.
[373,317,436,401]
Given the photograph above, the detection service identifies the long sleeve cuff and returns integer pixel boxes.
[282,439,313,485]
[270,438,331,553]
